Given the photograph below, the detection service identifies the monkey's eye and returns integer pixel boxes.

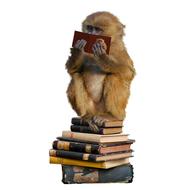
[94,27,103,33]
[86,25,93,32]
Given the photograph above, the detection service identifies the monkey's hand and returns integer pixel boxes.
[92,40,107,57]
[81,114,99,133]
[74,39,87,51]
[70,39,87,58]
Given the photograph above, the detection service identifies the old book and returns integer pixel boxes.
[62,164,133,184]
[49,149,132,162]
[53,140,134,154]
[62,131,129,144]
[72,31,111,54]
[71,125,122,134]
[49,157,129,169]
[71,117,123,127]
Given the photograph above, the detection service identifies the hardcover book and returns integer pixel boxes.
[62,131,129,144]
[53,140,134,154]
[62,164,133,184]
[49,149,133,162]
[71,125,122,134]
[72,31,111,54]
[49,157,129,169]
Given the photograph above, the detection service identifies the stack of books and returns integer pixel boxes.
[49,117,135,184]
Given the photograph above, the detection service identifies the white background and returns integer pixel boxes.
[0,0,190,189]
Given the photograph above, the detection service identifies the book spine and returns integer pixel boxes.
[62,164,133,184]
[71,125,104,134]
[71,118,88,126]
[53,141,100,154]
[49,149,98,162]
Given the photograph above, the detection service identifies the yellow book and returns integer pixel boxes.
[49,156,129,169]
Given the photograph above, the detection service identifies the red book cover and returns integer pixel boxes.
[72,31,111,54]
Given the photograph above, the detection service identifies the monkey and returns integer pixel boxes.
[65,11,136,132]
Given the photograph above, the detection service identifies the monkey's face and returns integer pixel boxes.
[82,12,125,41]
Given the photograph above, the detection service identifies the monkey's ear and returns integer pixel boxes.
[122,24,126,28]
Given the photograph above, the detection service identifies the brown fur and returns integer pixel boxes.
[65,11,135,124]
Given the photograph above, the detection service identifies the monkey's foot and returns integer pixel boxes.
[81,114,99,133]
[87,120,100,133]
[92,115,109,127]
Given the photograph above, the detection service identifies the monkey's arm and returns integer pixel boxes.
[95,54,136,80]
[65,48,85,75]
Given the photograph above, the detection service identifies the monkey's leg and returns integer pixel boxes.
[67,73,99,132]
[92,100,118,127]
[66,79,80,116]
[102,75,130,121]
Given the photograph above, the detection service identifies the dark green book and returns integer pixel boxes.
[49,149,133,162]
[53,140,134,154]
[71,125,122,134]
[62,164,133,183]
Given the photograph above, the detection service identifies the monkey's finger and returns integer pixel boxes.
[92,45,96,52]
[90,124,99,133]
[98,43,106,55]
[98,43,104,55]
[100,119,105,126]
[100,41,107,50]
[92,46,95,54]
[74,40,81,48]
[92,116,99,125]
[99,43,106,54]
[98,118,105,126]
[80,40,87,49]
[92,116,95,122]
[92,46,98,56]
[88,120,99,133]
[93,116,103,127]
[77,39,85,49]
[81,39,87,44]
[92,44,98,56]
[96,117,101,123]
[95,43,102,56]
[92,116,98,122]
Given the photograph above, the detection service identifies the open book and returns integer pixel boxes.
[72,31,111,54]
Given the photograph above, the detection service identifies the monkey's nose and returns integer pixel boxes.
[88,32,95,35]
[90,29,98,35]
[87,30,99,35]
[92,31,100,35]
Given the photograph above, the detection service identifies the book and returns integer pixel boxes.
[71,117,123,127]
[53,140,134,154]
[62,131,129,144]
[50,157,129,169]
[71,125,122,134]
[72,31,111,54]
[49,149,132,162]
[62,164,133,184]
